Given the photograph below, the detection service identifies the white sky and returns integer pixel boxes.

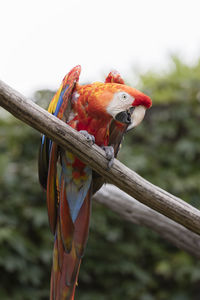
[1,0,200,96]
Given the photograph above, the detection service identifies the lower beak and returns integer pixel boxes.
[115,107,134,125]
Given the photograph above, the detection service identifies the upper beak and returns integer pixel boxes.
[114,105,146,130]
[126,105,146,131]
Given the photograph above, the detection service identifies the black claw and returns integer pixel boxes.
[79,130,95,145]
[101,146,114,169]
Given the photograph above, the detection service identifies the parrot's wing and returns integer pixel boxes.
[38,65,81,234]
[38,65,81,190]
[38,65,93,299]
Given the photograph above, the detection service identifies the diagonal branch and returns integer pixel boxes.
[94,185,200,258]
[0,80,200,236]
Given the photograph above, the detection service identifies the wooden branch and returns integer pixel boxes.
[0,80,200,236]
[94,185,200,258]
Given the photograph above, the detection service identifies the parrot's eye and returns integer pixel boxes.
[121,93,128,100]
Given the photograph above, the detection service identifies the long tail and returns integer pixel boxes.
[50,182,92,300]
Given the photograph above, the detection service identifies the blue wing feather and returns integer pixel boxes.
[66,170,92,222]
[54,85,69,117]
[61,153,92,223]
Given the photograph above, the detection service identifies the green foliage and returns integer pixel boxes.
[0,114,52,299]
[0,57,200,299]
[139,56,200,106]
[121,57,200,207]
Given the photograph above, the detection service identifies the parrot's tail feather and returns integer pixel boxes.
[46,142,59,234]
[50,187,92,300]
[60,176,74,253]
[50,226,81,300]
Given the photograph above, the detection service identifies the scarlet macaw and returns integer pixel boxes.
[38,66,152,300]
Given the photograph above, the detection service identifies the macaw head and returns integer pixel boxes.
[87,83,152,130]
[106,85,152,130]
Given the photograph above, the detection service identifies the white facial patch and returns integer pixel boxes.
[106,92,134,118]
[127,105,146,131]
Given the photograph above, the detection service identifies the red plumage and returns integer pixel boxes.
[38,66,152,300]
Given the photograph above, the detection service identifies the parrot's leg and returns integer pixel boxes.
[101,146,114,169]
[79,130,95,145]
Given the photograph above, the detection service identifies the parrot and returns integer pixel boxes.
[38,65,152,300]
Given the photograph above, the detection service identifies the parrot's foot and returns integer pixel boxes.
[79,130,95,145]
[101,146,114,169]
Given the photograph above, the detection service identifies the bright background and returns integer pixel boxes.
[1,0,200,95]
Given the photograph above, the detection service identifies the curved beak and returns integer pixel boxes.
[126,105,146,131]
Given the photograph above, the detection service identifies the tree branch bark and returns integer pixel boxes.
[94,185,200,258]
[0,80,200,236]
